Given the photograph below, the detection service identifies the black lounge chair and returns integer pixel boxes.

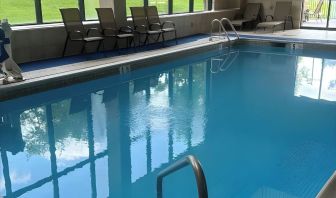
[130,7,163,46]
[256,1,293,32]
[145,6,177,45]
[231,3,261,30]
[60,8,104,56]
[96,8,135,50]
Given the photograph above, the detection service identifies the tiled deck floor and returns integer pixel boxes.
[2,29,336,90]
[301,19,336,28]
[236,29,336,44]
[19,34,208,72]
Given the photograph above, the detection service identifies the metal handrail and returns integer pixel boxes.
[210,18,239,42]
[210,19,228,41]
[220,18,240,40]
[210,50,239,73]
[157,155,208,198]
[220,51,239,72]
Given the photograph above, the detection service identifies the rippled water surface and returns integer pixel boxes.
[1,45,336,198]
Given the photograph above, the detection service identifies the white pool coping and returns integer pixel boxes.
[0,37,228,101]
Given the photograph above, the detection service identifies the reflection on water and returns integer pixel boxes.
[295,57,336,101]
[1,46,336,198]
[0,58,208,197]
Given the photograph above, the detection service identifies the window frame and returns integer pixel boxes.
[5,0,213,25]
[127,0,212,17]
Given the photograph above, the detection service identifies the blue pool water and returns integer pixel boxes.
[1,44,336,198]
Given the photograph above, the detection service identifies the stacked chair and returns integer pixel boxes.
[60,6,177,55]
[145,6,177,45]
[96,8,135,50]
[60,8,104,56]
[130,7,163,46]
[231,3,261,30]
[256,1,293,32]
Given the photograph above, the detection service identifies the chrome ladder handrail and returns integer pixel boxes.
[220,18,239,40]
[210,18,239,41]
[157,155,208,198]
[210,19,228,41]
[210,50,239,73]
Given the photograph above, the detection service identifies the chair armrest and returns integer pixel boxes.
[162,21,175,28]
[149,22,162,30]
[285,16,292,20]
[265,15,273,21]
[102,27,118,35]
[120,26,134,33]
[234,13,244,20]
[134,25,148,32]
[86,27,101,36]
[69,30,84,40]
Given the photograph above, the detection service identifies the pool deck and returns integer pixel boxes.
[235,29,336,44]
[0,36,225,100]
[1,29,336,101]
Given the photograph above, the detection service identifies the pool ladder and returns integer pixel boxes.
[210,18,239,42]
[157,155,208,198]
[210,50,239,73]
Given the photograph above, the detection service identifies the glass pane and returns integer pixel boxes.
[0,0,36,25]
[85,0,100,20]
[301,0,329,28]
[41,0,79,23]
[149,0,169,14]
[320,59,336,101]
[126,0,144,16]
[194,0,205,12]
[173,0,189,13]
[328,0,336,28]
[294,57,323,100]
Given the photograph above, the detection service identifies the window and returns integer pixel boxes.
[0,0,36,25]
[41,0,79,23]
[194,0,205,12]
[173,0,189,13]
[149,0,169,14]
[1,0,211,25]
[84,0,100,20]
[126,0,144,16]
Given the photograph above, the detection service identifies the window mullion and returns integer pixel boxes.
[208,0,212,11]
[78,0,85,20]
[35,0,43,24]
[169,0,173,14]
[189,0,194,12]
[144,0,149,6]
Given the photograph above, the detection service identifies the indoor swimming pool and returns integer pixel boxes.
[1,43,336,197]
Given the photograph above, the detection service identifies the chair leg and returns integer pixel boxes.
[161,32,165,47]
[81,41,86,54]
[144,34,149,46]
[114,38,120,54]
[62,35,69,57]
[174,30,178,45]
[96,40,102,52]
[130,37,136,52]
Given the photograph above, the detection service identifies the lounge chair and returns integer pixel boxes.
[304,0,324,22]
[145,6,177,45]
[256,1,293,32]
[130,7,163,46]
[231,3,261,30]
[96,8,135,50]
[60,8,104,56]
